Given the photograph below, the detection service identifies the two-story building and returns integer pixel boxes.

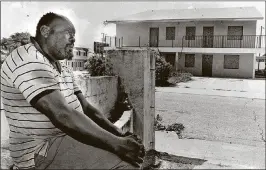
[104,7,264,78]
[61,47,91,71]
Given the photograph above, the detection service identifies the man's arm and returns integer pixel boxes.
[75,92,124,136]
[32,89,122,152]
[32,89,144,167]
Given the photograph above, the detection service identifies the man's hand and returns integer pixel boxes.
[113,136,145,167]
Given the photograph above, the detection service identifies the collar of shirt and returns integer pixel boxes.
[30,36,62,73]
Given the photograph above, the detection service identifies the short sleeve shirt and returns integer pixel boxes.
[0,42,83,169]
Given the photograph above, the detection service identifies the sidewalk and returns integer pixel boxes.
[155,131,265,169]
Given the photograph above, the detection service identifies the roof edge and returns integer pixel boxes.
[105,17,263,24]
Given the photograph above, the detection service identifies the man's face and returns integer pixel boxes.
[46,18,76,60]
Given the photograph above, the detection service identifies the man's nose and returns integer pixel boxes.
[70,37,75,44]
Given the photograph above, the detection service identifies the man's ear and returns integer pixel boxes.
[40,25,51,38]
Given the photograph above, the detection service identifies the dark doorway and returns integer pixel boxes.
[150,28,159,47]
[202,55,213,77]
[203,27,214,48]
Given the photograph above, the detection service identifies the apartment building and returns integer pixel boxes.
[61,47,91,71]
[104,7,264,78]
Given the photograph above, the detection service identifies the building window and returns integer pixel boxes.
[71,62,74,67]
[185,27,196,40]
[224,55,239,69]
[84,52,87,56]
[166,27,175,40]
[185,54,195,67]
[227,26,243,40]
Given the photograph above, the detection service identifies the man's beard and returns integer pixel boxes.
[66,51,74,60]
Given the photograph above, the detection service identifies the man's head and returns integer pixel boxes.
[36,12,75,60]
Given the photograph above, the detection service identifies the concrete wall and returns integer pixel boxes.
[116,20,257,47]
[106,49,155,150]
[1,76,118,141]
[74,75,118,117]
[178,53,256,78]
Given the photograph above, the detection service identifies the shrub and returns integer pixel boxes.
[167,71,193,85]
[155,56,173,87]
[84,54,113,76]
[155,114,166,131]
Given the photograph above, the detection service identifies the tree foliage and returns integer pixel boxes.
[1,32,31,53]
[84,54,114,76]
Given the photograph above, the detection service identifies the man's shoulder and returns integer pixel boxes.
[4,44,51,66]
[5,44,35,62]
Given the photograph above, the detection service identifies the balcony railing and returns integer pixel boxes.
[104,35,265,49]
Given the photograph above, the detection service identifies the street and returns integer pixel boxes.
[156,90,265,147]
[155,78,265,168]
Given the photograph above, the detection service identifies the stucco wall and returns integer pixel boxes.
[74,75,118,117]
[116,20,257,47]
[106,49,155,150]
[178,53,256,78]
[1,76,118,141]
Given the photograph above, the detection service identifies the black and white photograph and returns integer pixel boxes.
[1,1,265,169]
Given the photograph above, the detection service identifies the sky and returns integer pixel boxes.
[1,1,265,50]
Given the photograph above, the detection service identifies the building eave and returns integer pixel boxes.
[105,17,263,24]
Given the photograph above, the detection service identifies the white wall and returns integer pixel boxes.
[178,53,255,78]
[116,20,258,47]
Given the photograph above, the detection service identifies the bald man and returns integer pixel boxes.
[1,12,144,170]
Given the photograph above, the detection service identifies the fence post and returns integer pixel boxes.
[139,36,140,47]
[222,36,224,48]
[119,38,120,48]
[110,37,111,47]
[122,37,123,47]
[115,37,117,47]
[182,36,184,48]
[172,40,173,47]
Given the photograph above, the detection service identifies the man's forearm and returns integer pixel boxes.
[33,90,121,152]
[76,92,123,136]
[84,106,123,136]
[56,107,121,151]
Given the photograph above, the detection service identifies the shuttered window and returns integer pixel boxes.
[185,27,196,40]
[185,54,195,67]
[166,27,175,40]
[227,26,243,40]
[224,55,239,69]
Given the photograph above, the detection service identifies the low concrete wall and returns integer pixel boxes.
[74,75,118,117]
[1,75,118,141]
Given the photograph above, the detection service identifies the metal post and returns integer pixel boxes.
[222,36,224,48]
[115,37,117,47]
[182,36,184,48]
[119,38,120,47]
[139,36,140,47]
[122,37,123,47]
[172,40,173,47]
[110,37,111,47]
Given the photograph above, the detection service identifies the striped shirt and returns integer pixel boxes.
[1,40,83,169]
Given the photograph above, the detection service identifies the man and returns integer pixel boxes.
[1,12,144,169]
